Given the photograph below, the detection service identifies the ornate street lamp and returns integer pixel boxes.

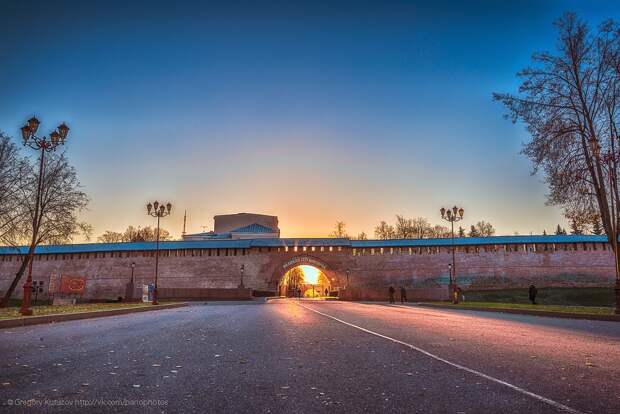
[146,201,172,305]
[19,117,70,315]
[440,206,464,304]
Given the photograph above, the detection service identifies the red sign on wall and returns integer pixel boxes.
[59,275,86,295]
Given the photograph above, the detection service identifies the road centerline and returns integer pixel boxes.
[295,301,584,414]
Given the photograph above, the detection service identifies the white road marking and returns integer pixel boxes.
[296,301,584,414]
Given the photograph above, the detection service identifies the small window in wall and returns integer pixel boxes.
[352,248,357,256]
[329,246,333,252]
[311,246,315,252]
[370,248,375,255]
[284,246,289,252]
[320,246,324,252]
[303,246,307,252]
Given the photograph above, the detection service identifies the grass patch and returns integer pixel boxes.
[462,287,614,307]
[424,301,614,315]
[0,302,157,320]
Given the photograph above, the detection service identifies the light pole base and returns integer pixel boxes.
[152,288,158,306]
[20,282,33,316]
[449,283,460,304]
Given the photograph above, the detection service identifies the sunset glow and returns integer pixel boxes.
[300,265,320,285]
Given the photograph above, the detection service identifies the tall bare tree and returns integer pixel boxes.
[328,221,349,238]
[97,226,171,243]
[1,152,89,307]
[474,221,495,237]
[374,221,395,239]
[411,217,433,238]
[394,215,415,238]
[355,231,368,240]
[0,133,29,246]
[494,12,620,311]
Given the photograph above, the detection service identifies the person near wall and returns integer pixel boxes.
[400,287,407,303]
[529,284,538,305]
[388,286,395,303]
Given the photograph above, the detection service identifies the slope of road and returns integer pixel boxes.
[0,300,618,413]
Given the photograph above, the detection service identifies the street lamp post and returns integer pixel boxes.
[19,117,70,316]
[125,262,136,301]
[239,264,245,288]
[440,206,464,304]
[146,201,172,305]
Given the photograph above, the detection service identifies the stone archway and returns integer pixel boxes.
[271,255,340,296]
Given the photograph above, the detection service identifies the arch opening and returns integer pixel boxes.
[279,265,333,298]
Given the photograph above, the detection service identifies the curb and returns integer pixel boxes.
[415,303,620,322]
[0,302,188,329]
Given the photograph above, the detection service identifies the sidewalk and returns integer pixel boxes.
[0,302,187,329]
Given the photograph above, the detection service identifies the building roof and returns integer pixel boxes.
[349,234,610,248]
[231,223,278,234]
[0,234,612,255]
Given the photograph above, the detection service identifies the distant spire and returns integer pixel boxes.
[182,210,187,237]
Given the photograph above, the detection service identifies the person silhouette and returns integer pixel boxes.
[528,284,538,305]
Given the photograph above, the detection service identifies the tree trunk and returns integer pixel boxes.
[0,251,31,307]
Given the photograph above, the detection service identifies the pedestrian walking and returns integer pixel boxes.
[528,284,538,305]
[388,286,395,303]
[400,287,407,303]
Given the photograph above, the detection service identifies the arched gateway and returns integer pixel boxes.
[272,255,339,297]
[0,235,616,301]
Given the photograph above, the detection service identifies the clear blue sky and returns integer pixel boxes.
[1,1,618,238]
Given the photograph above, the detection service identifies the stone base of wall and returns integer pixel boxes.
[339,287,449,301]
[157,288,252,300]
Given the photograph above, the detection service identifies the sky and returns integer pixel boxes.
[1,0,619,240]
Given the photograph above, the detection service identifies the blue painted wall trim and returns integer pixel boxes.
[0,235,613,255]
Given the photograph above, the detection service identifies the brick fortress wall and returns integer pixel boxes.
[0,240,615,301]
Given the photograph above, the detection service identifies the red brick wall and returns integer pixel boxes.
[339,287,448,301]
[0,242,615,301]
[158,288,252,300]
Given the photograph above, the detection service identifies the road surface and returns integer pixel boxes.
[0,299,619,413]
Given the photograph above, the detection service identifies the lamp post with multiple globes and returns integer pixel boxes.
[440,206,464,304]
[19,117,70,316]
[146,201,172,305]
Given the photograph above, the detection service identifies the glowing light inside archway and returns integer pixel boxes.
[300,265,320,285]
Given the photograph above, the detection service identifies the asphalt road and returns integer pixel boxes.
[0,300,619,413]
